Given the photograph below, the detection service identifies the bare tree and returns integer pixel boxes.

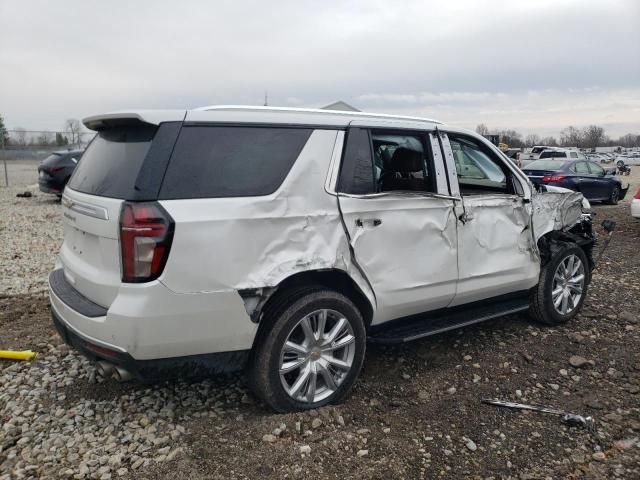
[36,131,53,146]
[541,136,558,147]
[475,123,489,136]
[496,129,523,147]
[524,133,540,147]
[560,126,583,148]
[64,119,82,147]
[582,125,605,149]
[14,127,28,147]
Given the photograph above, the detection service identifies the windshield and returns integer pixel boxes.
[524,159,567,171]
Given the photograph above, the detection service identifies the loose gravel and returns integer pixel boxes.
[1,160,639,479]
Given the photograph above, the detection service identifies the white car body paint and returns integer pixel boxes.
[50,106,588,363]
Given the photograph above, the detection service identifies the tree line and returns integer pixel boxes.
[0,115,85,147]
[476,123,640,149]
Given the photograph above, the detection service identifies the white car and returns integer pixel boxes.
[49,106,597,411]
[616,152,640,166]
[632,188,640,219]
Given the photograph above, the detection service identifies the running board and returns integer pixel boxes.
[367,296,529,344]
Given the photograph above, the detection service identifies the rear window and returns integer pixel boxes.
[525,159,568,170]
[159,126,312,199]
[539,151,567,159]
[67,126,156,198]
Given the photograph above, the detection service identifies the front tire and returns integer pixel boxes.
[606,185,620,205]
[248,288,366,412]
[529,243,589,325]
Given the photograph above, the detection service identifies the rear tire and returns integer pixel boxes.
[529,243,589,325]
[248,288,366,412]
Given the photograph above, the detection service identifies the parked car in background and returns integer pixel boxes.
[537,148,587,161]
[521,145,555,163]
[616,152,640,166]
[631,188,640,219]
[38,149,83,195]
[522,157,626,204]
[49,106,597,412]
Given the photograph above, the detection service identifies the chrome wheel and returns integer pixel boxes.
[551,254,585,315]
[279,309,356,404]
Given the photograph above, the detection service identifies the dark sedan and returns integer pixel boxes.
[37,149,83,195]
[522,158,627,204]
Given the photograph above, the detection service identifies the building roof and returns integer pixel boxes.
[321,101,360,112]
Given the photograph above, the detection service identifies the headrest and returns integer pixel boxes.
[388,147,423,173]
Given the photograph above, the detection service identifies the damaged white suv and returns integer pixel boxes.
[49,106,596,411]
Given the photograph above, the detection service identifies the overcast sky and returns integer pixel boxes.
[1,0,639,138]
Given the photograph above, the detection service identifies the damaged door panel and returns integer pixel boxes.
[438,131,540,306]
[339,194,458,322]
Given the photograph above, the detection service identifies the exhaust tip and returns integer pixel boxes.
[113,365,133,383]
[96,361,115,378]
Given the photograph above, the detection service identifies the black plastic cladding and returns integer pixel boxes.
[131,122,183,201]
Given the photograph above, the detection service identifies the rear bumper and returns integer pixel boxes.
[38,177,64,194]
[51,308,249,378]
[48,269,256,376]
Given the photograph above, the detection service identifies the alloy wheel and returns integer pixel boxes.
[551,254,585,315]
[279,309,356,404]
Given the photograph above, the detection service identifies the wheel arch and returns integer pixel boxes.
[242,269,375,348]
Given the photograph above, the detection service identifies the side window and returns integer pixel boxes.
[338,128,375,194]
[589,162,604,176]
[338,128,435,194]
[159,126,312,199]
[371,130,434,193]
[448,135,511,194]
[574,162,590,174]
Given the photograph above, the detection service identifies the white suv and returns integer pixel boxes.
[50,106,596,411]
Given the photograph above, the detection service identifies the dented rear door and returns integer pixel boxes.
[336,126,458,324]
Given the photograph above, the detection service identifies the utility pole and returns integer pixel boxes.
[264,91,268,106]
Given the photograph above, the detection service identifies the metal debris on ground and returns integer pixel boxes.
[482,398,595,430]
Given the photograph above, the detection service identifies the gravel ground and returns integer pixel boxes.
[1,160,639,479]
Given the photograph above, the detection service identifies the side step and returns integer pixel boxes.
[367,296,530,344]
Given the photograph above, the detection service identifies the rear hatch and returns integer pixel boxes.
[59,125,158,308]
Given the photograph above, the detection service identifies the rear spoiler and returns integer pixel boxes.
[83,110,187,131]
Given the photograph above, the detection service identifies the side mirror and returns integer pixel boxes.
[605,168,616,176]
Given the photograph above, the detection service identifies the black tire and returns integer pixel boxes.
[605,185,620,205]
[528,243,589,325]
[248,288,366,412]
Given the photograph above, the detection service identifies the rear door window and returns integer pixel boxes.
[67,126,156,198]
[159,126,312,199]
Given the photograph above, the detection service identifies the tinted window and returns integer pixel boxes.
[159,126,311,199]
[67,126,155,198]
[338,128,375,194]
[539,150,567,159]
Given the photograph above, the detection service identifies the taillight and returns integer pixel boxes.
[119,202,174,283]
[635,189,640,200]
[48,166,64,173]
[542,175,566,183]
